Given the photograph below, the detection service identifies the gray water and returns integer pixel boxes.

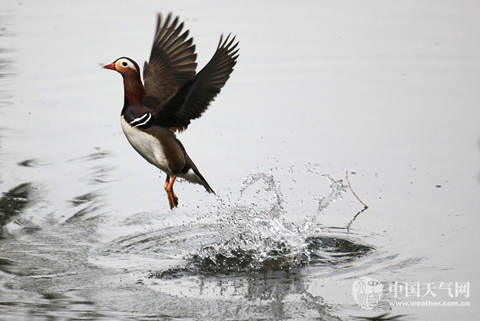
[1,1,479,320]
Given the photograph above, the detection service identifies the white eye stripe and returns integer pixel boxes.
[118,59,137,72]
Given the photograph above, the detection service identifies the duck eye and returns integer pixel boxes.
[121,61,128,67]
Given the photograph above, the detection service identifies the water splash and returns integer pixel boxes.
[187,173,306,272]
[317,174,348,213]
[175,172,369,275]
[104,171,372,278]
[239,173,284,216]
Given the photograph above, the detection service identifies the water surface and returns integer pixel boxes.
[1,1,479,320]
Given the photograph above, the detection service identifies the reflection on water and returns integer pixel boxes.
[0,183,33,231]
[64,190,102,224]
[151,234,372,277]
[0,182,37,239]
[17,159,39,167]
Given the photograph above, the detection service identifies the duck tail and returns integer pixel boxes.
[191,167,215,194]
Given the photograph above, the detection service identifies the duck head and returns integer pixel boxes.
[103,57,144,107]
[102,57,140,77]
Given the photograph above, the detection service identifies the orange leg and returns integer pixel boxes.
[164,175,170,189]
[168,175,178,207]
[164,175,173,209]
[164,174,178,209]
[163,175,170,191]
[171,185,178,206]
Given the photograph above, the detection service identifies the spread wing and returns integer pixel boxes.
[160,34,239,130]
[142,13,197,112]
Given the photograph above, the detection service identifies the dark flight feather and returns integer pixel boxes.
[143,13,198,112]
[154,34,239,130]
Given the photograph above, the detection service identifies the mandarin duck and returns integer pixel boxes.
[103,13,239,209]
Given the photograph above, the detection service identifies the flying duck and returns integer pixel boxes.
[102,13,239,209]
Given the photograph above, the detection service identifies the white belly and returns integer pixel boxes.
[120,116,170,173]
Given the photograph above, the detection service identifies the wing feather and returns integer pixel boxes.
[165,34,239,128]
[142,13,197,112]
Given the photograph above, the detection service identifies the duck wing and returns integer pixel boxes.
[156,34,239,131]
[142,13,197,113]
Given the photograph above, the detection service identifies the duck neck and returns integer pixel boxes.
[121,74,146,119]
